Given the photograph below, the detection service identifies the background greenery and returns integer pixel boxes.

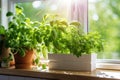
[16,0,120,59]
[89,0,120,59]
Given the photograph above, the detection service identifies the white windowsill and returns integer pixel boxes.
[97,63,120,70]
[96,59,120,70]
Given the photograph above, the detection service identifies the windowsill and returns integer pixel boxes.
[97,63,120,70]
[0,67,120,80]
[96,59,120,70]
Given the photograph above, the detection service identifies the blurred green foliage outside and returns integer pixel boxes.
[89,0,120,59]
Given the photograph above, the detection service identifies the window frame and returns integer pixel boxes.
[1,0,9,29]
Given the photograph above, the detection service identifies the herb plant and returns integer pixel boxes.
[5,5,42,57]
[39,15,104,57]
[0,25,6,35]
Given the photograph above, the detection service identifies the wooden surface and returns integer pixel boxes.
[0,68,120,80]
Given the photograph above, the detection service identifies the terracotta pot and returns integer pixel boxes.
[14,49,34,69]
[0,34,9,60]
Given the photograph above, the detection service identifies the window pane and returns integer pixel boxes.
[89,0,120,59]
[16,0,87,28]
[17,0,70,21]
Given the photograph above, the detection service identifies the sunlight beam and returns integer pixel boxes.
[32,1,41,8]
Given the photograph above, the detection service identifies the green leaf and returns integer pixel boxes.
[34,58,39,65]
[42,64,47,69]
[70,22,81,26]
[19,48,25,57]
[0,25,5,34]
[42,45,48,59]
[6,12,13,17]
[16,5,23,15]
[16,5,23,10]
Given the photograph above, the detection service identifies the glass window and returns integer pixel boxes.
[15,0,88,32]
[17,0,69,21]
[89,0,120,59]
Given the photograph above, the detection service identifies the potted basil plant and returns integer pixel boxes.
[5,5,42,69]
[39,15,104,71]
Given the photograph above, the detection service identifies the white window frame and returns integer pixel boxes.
[1,0,120,70]
[1,0,9,29]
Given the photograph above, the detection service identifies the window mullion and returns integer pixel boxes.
[1,0,8,29]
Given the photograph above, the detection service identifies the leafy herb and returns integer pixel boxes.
[39,14,104,57]
[5,5,42,57]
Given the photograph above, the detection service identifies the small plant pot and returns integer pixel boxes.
[48,54,97,71]
[14,50,34,69]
